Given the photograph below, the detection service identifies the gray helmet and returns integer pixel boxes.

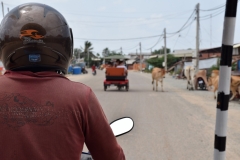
[0,3,73,74]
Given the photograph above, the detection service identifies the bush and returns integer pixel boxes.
[146,54,179,68]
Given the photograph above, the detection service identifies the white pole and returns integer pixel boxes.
[214,0,238,159]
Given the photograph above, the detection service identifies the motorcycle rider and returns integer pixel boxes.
[92,64,96,75]
[0,3,125,160]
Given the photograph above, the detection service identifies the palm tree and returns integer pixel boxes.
[74,48,82,59]
[81,41,94,67]
[102,47,110,57]
[83,41,93,54]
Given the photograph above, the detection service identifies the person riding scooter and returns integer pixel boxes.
[0,3,125,160]
[92,64,96,75]
[81,66,88,74]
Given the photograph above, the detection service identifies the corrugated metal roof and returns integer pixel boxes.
[173,53,192,57]
[233,43,240,48]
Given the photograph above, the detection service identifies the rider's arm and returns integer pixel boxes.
[83,89,125,160]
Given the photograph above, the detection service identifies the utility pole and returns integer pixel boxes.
[87,49,89,68]
[139,42,142,72]
[210,14,212,48]
[7,7,9,13]
[164,28,167,71]
[214,1,238,160]
[194,3,200,73]
[1,2,4,18]
[120,47,122,54]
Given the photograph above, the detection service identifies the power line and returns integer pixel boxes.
[142,36,163,50]
[167,9,196,35]
[123,44,140,50]
[200,9,225,20]
[74,34,163,41]
[172,34,181,51]
[167,18,195,38]
[200,3,225,11]
[63,9,193,20]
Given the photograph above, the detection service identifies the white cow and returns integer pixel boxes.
[184,66,196,90]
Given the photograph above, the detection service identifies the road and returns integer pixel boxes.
[67,69,240,160]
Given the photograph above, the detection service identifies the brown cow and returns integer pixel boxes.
[230,76,240,100]
[208,71,240,100]
[207,76,219,99]
[152,67,166,92]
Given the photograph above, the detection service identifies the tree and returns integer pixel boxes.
[152,47,171,55]
[109,51,122,56]
[81,41,94,59]
[102,48,110,57]
[83,41,93,53]
[74,48,82,59]
[102,48,122,57]
[146,54,179,68]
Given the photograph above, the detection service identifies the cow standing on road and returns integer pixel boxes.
[208,72,240,100]
[184,66,196,90]
[152,67,165,92]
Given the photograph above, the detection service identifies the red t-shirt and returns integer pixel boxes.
[92,66,96,71]
[0,71,125,160]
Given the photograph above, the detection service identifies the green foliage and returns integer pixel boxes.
[102,48,122,57]
[109,51,122,56]
[232,63,237,71]
[146,54,179,68]
[74,48,81,59]
[83,41,93,53]
[152,48,171,55]
[143,67,153,73]
[211,65,219,70]
[102,48,110,57]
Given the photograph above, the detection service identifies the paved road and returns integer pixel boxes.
[67,69,240,160]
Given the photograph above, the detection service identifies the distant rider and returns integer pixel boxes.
[92,64,96,74]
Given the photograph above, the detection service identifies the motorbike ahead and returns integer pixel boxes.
[92,70,96,76]
[82,68,88,74]
[197,77,206,90]
[81,117,134,160]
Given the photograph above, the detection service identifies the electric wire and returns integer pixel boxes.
[200,4,225,11]
[74,34,164,41]
[142,35,164,50]
[167,9,196,35]
[200,9,225,20]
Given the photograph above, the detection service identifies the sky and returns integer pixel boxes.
[1,0,240,56]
